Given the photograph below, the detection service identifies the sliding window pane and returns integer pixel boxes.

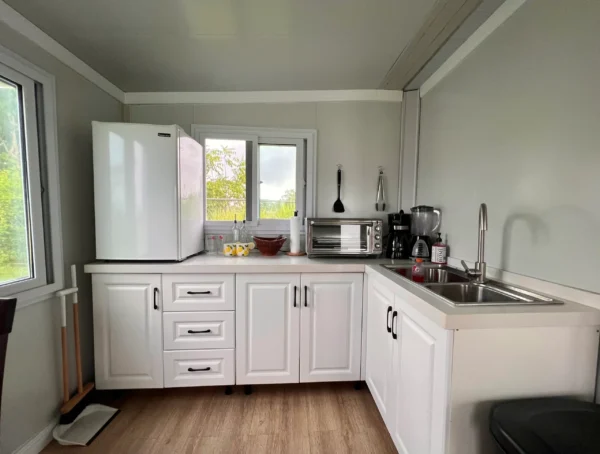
[259,144,296,219]
[0,78,31,285]
[205,138,247,221]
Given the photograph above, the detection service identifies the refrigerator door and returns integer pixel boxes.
[93,122,179,260]
[177,128,204,260]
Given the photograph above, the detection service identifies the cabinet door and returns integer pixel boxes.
[236,274,301,384]
[391,294,452,454]
[92,274,163,389]
[365,278,396,423]
[300,273,363,382]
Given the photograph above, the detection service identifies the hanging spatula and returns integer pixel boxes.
[333,167,345,213]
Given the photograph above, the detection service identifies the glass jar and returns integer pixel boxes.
[205,235,217,254]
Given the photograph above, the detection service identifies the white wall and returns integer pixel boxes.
[417,0,600,293]
[0,22,123,453]
[127,101,402,219]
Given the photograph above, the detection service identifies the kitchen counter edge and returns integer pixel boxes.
[83,255,600,330]
[83,255,400,274]
[365,265,600,330]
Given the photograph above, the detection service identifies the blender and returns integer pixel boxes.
[410,205,441,260]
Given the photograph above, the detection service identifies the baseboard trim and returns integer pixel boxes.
[13,419,57,454]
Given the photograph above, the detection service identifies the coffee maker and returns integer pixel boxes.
[386,211,411,259]
[410,205,441,260]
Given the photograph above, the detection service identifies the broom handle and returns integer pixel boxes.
[71,265,83,394]
[60,295,69,404]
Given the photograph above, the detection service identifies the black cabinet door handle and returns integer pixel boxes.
[187,291,211,295]
[386,306,392,333]
[391,311,398,340]
[294,286,297,307]
[153,287,159,310]
[187,367,211,372]
[304,285,308,307]
[188,329,211,334]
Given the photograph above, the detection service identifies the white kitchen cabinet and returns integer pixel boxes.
[366,276,452,454]
[236,273,363,385]
[236,274,301,384]
[365,279,395,425]
[300,273,363,382]
[92,274,164,389]
[390,295,452,454]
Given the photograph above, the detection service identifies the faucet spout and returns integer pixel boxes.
[479,203,488,231]
[475,203,487,282]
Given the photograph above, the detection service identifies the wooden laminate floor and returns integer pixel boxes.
[43,383,396,454]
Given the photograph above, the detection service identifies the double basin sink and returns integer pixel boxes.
[381,264,563,306]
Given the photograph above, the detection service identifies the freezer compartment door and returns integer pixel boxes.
[93,122,179,260]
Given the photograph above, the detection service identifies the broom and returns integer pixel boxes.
[52,265,119,446]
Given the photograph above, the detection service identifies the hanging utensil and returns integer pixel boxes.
[333,165,345,213]
[376,168,386,211]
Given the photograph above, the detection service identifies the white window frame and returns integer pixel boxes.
[192,125,317,234]
[0,45,63,307]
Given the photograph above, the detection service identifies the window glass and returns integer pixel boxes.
[0,77,31,286]
[205,138,247,221]
[259,144,296,220]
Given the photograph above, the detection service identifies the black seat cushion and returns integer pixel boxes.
[490,398,600,454]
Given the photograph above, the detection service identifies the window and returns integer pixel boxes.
[204,138,250,222]
[193,125,316,232]
[0,47,63,303]
[258,139,301,221]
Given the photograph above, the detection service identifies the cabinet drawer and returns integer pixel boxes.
[163,349,234,388]
[163,274,234,311]
[163,312,234,350]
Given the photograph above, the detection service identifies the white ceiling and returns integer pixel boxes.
[6,0,438,92]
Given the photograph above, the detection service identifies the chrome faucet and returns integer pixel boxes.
[461,203,488,283]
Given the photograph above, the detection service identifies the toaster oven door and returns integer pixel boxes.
[308,222,373,255]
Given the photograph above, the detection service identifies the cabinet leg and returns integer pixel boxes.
[244,385,253,395]
[354,381,362,390]
[224,386,233,395]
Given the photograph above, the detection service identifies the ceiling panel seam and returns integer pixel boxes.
[420,0,528,97]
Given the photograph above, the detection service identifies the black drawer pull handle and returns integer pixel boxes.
[188,329,211,334]
[391,311,398,340]
[153,287,159,310]
[294,286,297,307]
[304,285,308,307]
[386,306,392,333]
[188,367,211,372]
[187,291,211,295]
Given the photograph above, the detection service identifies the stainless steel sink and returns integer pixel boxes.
[381,264,563,306]
[422,282,562,306]
[381,264,470,283]
[382,204,563,306]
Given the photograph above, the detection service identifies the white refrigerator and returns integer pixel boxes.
[92,122,204,261]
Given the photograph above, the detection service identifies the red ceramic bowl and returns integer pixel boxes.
[253,235,286,256]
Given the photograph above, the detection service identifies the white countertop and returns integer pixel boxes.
[84,253,600,330]
[84,253,399,274]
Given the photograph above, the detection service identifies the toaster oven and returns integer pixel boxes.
[306,218,383,257]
